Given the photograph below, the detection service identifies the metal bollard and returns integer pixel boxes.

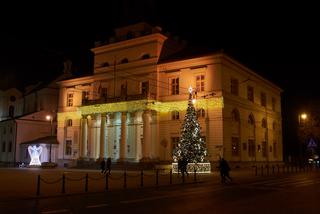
[169,169,172,185]
[255,165,258,176]
[85,173,88,192]
[272,165,275,174]
[266,165,269,175]
[194,169,197,182]
[124,171,127,189]
[36,175,40,196]
[62,174,66,194]
[140,170,144,187]
[156,169,159,186]
[105,174,109,191]
[261,166,264,176]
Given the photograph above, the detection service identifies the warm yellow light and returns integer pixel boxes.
[46,115,51,121]
[192,99,196,104]
[301,113,307,120]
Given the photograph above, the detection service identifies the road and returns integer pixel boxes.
[1,170,320,214]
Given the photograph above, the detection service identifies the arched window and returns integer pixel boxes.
[141,54,150,59]
[120,58,129,64]
[248,114,255,126]
[231,109,240,122]
[262,118,267,128]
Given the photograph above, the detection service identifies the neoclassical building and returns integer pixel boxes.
[57,22,283,166]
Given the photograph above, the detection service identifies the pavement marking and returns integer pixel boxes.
[120,186,227,204]
[41,209,69,214]
[86,203,109,208]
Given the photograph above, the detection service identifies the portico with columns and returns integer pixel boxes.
[71,108,154,163]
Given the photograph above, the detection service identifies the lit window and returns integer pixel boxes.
[171,78,179,95]
[67,119,72,127]
[272,97,276,111]
[8,141,12,153]
[197,108,205,118]
[171,111,179,120]
[230,78,239,95]
[273,141,277,158]
[262,141,267,157]
[2,141,5,152]
[67,93,73,107]
[171,137,180,150]
[141,81,149,95]
[247,86,254,102]
[261,92,267,107]
[248,139,255,157]
[82,91,89,101]
[262,118,267,128]
[196,75,205,92]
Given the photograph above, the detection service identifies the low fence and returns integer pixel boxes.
[251,164,319,176]
[36,169,199,196]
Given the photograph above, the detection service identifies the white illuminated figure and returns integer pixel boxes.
[28,145,43,166]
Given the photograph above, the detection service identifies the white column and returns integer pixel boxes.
[142,110,152,159]
[119,112,127,160]
[100,113,106,159]
[81,115,88,158]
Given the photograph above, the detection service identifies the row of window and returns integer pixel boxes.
[171,75,205,95]
[231,137,278,158]
[171,109,205,120]
[232,109,278,129]
[231,78,277,111]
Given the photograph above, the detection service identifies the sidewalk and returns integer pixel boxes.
[0,167,254,201]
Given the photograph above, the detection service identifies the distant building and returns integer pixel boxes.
[57,22,283,167]
[0,62,72,165]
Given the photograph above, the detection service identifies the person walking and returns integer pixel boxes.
[100,159,106,174]
[106,157,112,175]
[219,158,232,183]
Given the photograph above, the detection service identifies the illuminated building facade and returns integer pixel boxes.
[57,23,283,166]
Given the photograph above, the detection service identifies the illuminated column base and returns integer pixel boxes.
[172,162,211,174]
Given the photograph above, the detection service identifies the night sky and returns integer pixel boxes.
[1,1,319,159]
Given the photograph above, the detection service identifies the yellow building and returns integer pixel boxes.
[57,23,282,167]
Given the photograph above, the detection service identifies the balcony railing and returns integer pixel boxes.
[82,93,156,106]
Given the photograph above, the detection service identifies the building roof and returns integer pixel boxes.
[20,136,59,145]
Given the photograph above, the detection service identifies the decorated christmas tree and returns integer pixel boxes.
[173,87,208,163]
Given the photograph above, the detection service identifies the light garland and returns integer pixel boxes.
[58,97,224,122]
[172,162,211,174]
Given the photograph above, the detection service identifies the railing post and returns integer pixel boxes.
[140,170,144,187]
[36,175,40,196]
[272,165,275,174]
[182,172,185,183]
[255,165,258,176]
[105,174,109,191]
[261,165,264,176]
[194,168,197,182]
[169,169,172,185]
[62,174,66,194]
[156,169,159,186]
[124,171,127,189]
[85,173,88,192]
[266,165,269,175]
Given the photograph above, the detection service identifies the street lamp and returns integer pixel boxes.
[299,113,307,126]
[46,115,53,163]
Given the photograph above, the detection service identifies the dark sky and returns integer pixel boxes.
[1,1,319,157]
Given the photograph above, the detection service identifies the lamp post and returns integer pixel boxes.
[298,113,308,163]
[46,115,53,163]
